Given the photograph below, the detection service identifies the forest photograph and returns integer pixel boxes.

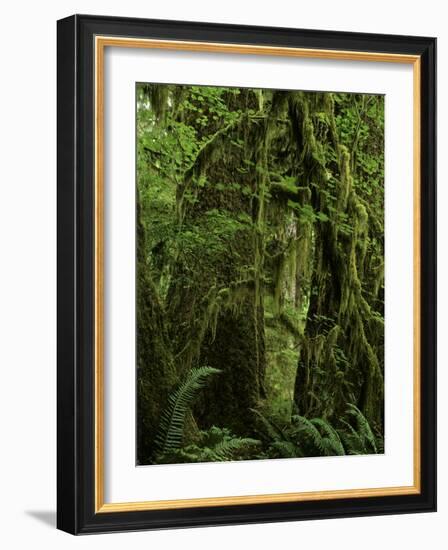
[136,82,385,466]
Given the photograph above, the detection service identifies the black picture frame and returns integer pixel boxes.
[57,14,436,535]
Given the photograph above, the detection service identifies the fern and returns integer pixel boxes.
[255,411,347,458]
[212,436,259,460]
[271,440,300,458]
[291,415,345,456]
[291,415,323,451]
[338,418,363,454]
[338,404,379,455]
[347,404,378,453]
[157,426,260,463]
[154,366,220,456]
[310,418,345,455]
[251,404,380,460]
[252,408,286,442]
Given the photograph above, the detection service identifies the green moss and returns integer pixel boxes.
[136,198,178,463]
[136,84,384,461]
[289,91,384,430]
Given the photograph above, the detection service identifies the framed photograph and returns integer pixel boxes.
[57,14,436,534]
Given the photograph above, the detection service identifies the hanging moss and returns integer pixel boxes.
[136,83,384,462]
[136,196,178,463]
[148,83,170,121]
[162,89,274,435]
[288,91,384,432]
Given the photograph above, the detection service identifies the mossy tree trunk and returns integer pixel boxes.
[136,197,177,463]
[136,83,385,461]
[163,90,306,434]
[287,93,384,431]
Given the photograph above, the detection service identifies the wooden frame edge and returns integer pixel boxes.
[97,486,420,513]
[413,57,422,493]
[94,36,422,514]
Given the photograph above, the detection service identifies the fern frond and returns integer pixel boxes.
[338,418,364,454]
[310,418,345,455]
[291,415,323,450]
[346,404,378,453]
[213,437,260,460]
[271,441,301,458]
[252,409,286,442]
[154,366,220,456]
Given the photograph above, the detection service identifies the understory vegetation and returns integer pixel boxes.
[136,83,385,465]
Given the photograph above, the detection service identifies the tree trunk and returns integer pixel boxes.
[167,90,272,435]
[136,198,177,463]
[288,93,384,431]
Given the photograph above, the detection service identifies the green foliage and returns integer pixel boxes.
[287,201,329,224]
[263,296,302,423]
[154,366,221,458]
[255,411,345,458]
[136,83,385,465]
[254,405,382,459]
[158,426,260,464]
[338,404,381,455]
[334,93,384,213]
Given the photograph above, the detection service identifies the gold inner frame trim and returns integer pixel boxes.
[94,35,422,513]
